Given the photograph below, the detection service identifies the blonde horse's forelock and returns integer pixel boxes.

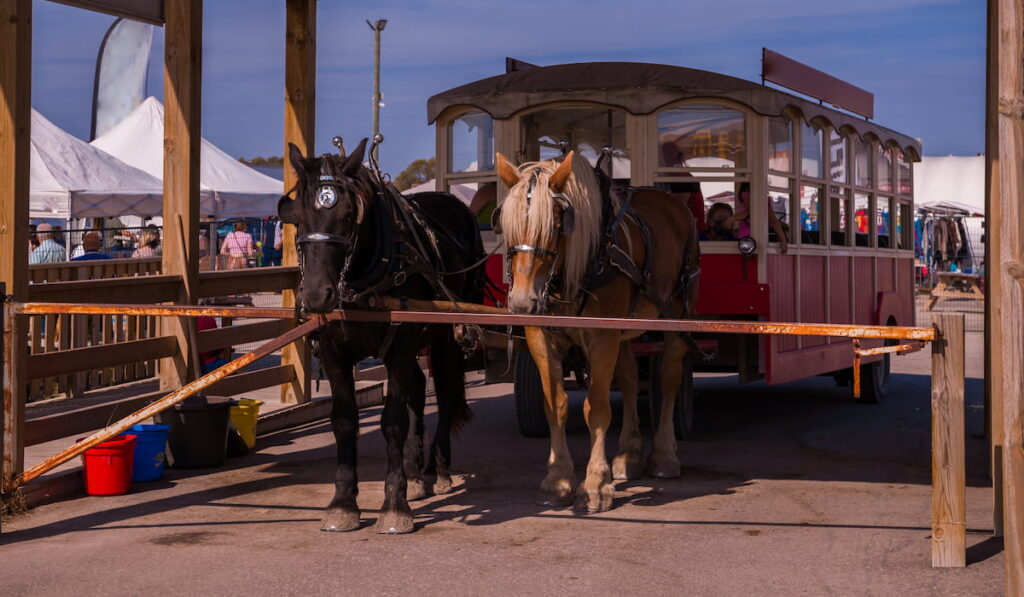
[499,155,617,300]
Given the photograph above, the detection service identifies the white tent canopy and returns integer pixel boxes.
[91,97,283,218]
[30,109,164,219]
[913,155,985,215]
[405,179,477,204]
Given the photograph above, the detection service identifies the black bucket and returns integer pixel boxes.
[156,395,237,468]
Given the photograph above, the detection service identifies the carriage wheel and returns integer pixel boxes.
[648,355,694,440]
[859,341,893,404]
[514,351,550,438]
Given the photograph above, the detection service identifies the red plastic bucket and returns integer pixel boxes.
[81,434,137,496]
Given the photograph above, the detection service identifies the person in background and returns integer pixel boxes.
[132,226,161,258]
[29,223,66,264]
[196,314,230,374]
[261,218,282,267]
[70,232,110,261]
[733,182,788,253]
[700,203,738,241]
[220,221,254,269]
[658,141,706,234]
[28,224,39,253]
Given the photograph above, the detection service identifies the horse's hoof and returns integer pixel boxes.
[612,455,644,481]
[374,509,415,534]
[573,486,614,513]
[536,489,575,508]
[432,474,454,496]
[645,459,682,479]
[406,478,428,501]
[320,509,361,532]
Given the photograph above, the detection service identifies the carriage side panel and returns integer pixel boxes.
[800,255,828,347]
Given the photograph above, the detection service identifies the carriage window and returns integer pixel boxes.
[876,196,892,248]
[658,105,746,169]
[829,129,848,184]
[801,122,823,179]
[897,201,912,249]
[449,111,494,173]
[769,190,791,243]
[854,137,871,188]
[876,146,893,193]
[897,152,912,195]
[830,188,850,246]
[854,193,871,246]
[768,117,792,173]
[520,107,629,178]
[799,185,822,244]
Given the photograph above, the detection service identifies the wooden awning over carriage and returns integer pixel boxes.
[428,61,921,160]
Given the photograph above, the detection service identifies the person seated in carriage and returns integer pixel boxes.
[701,202,738,241]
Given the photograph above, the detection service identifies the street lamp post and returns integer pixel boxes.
[367,19,387,163]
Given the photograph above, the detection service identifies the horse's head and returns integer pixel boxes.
[278,138,371,313]
[495,151,601,314]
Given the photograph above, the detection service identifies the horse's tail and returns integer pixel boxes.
[430,334,474,434]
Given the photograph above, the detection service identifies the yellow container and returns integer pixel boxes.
[229,398,263,450]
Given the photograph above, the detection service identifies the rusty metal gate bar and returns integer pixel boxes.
[2,299,960,568]
[15,301,937,341]
[5,314,329,491]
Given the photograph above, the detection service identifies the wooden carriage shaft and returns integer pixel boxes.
[5,316,325,492]
[13,301,936,342]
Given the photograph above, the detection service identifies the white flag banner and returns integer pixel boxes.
[91,17,154,140]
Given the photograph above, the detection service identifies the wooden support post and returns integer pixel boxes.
[985,0,1005,538]
[159,0,202,391]
[280,0,316,404]
[0,0,31,491]
[997,0,1024,590]
[931,313,966,568]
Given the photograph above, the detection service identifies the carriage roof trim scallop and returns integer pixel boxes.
[427,61,922,160]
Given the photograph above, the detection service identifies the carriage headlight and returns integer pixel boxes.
[738,236,757,256]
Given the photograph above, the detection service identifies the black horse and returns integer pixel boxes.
[278,138,484,534]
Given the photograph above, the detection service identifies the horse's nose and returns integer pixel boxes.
[508,295,539,315]
[302,283,336,313]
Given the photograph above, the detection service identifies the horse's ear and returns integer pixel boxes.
[288,143,306,178]
[343,138,368,176]
[277,195,297,224]
[496,153,520,189]
[549,151,574,193]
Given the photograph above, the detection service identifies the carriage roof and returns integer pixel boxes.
[428,61,921,160]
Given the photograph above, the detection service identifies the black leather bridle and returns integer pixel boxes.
[495,168,577,311]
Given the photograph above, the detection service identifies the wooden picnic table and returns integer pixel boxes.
[928,271,984,310]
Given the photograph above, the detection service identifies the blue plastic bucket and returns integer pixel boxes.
[121,424,170,482]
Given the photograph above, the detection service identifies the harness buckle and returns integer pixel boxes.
[393,270,407,286]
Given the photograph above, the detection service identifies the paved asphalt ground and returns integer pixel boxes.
[0,333,1002,595]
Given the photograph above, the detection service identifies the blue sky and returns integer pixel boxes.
[32,0,985,177]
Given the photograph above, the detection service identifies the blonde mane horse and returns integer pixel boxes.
[497,151,699,512]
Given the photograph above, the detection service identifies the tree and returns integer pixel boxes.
[394,157,435,191]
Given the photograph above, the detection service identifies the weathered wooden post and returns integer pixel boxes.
[931,313,966,568]
[997,0,1024,591]
[280,0,317,404]
[0,0,31,494]
[159,0,203,390]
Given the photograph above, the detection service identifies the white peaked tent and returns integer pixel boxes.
[913,155,985,215]
[30,109,164,219]
[405,179,477,204]
[91,97,283,218]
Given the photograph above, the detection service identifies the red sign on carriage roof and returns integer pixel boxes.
[761,48,874,119]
